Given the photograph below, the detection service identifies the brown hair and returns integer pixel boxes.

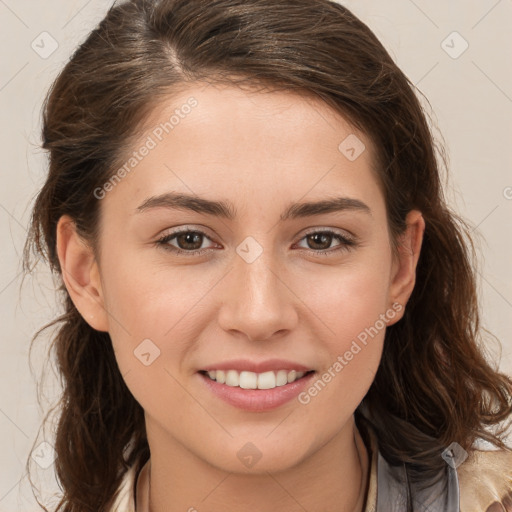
[23,0,512,510]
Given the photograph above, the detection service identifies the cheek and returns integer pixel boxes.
[298,249,393,344]
[99,257,204,421]
[295,285,387,429]
[292,252,392,408]
[100,240,213,331]
[97,246,203,377]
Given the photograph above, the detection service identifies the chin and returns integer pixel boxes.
[196,434,313,475]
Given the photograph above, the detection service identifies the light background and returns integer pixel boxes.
[0,0,511,509]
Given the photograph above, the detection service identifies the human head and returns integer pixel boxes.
[24,0,511,509]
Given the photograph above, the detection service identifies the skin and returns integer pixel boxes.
[56,82,424,512]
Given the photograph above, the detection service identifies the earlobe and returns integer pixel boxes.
[387,210,425,325]
[56,215,109,332]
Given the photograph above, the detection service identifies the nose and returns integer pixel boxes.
[217,246,299,342]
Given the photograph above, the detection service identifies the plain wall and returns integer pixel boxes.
[1,0,511,509]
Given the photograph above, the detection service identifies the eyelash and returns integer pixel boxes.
[155,228,357,257]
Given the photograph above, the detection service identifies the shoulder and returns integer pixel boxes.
[458,447,512,512]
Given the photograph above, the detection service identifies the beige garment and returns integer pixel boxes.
[105,423,512,512]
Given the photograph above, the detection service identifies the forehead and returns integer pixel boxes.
[102,82,383,219]
[141,81,368,154]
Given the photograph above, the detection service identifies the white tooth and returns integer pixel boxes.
[239,371,258,389]
[257,371,276,389]
[276,370,288,386]
[225,369,239,387]
[211,369,307,388]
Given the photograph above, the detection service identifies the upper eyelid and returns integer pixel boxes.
[300,226,355,240]
[160,225,354,238]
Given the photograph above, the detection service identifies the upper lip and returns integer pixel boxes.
[200,359,313,373]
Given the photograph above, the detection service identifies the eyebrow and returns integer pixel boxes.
[135,192,371,221]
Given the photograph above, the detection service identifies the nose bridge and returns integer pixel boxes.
[241,249,279,302]
[217,236,297,340]
[234,240,284,314]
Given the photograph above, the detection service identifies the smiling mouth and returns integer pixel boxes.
[198,369,315,390]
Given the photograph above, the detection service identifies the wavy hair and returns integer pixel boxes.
[23,0,512,509]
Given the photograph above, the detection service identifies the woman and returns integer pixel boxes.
[23,0,512,510]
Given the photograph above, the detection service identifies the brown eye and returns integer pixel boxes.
[295,229,357,255]
[175,232,204,251]
[156,229,217,255]
[306,232,334,251]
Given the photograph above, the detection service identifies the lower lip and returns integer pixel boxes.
[198,371,316,412]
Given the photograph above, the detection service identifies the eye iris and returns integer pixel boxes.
[308,233,332,250]
[177,232,203,250]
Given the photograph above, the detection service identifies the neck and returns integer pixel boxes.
[137,416,369,512]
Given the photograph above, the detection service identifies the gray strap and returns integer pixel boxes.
[376,451,460,511]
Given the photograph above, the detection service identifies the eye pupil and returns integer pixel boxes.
[177,232,203,250]
[308,233,332,250]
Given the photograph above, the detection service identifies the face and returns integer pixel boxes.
[58,82,423,474]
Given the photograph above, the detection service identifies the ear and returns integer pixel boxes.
[387,210,425,326]
[56,215,109,332]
